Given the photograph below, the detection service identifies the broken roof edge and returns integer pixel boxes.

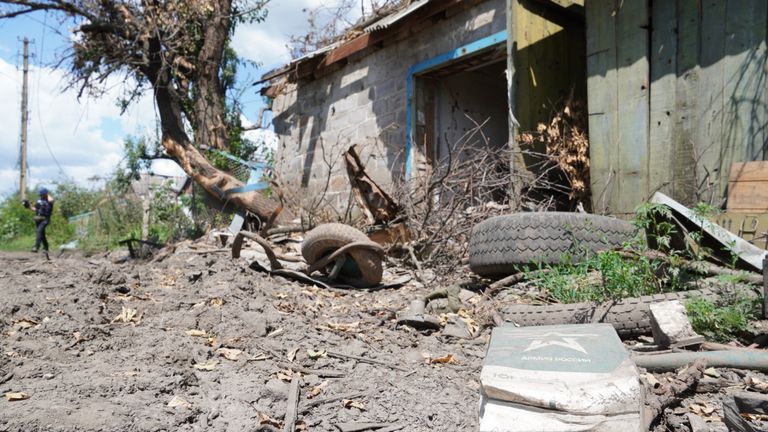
[255,0,424,87]
[257,0,490,90]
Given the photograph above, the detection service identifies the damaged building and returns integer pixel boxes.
[260,0,768,219]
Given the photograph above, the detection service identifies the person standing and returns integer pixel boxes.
[23,187,54,259]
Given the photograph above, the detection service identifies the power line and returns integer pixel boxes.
[33,14,69,181]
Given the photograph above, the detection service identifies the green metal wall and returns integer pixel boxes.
[587,0,768,216]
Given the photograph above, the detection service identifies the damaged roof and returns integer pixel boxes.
[257,0,488,92]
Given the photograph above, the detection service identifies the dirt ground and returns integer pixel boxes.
[0,247,485,432]
[1,244,766,432]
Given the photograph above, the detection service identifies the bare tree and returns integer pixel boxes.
[0,0,285,223]
[287,0,407,59]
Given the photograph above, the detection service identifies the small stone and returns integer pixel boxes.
[187,271,203,282]
[303,374,320,387]
[114,286,130,294]
[262,379,288,401]
[42,373,54,380]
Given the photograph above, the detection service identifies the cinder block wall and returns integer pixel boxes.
[270,0,506,213]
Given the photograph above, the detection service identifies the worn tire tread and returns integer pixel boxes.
[469,212,635,277]
[500,289,721,337]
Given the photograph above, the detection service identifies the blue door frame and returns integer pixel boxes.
[404,30,508,179]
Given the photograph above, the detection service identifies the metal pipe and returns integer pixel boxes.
[634,350,768,372]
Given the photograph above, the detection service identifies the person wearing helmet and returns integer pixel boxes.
[22,187,54,258]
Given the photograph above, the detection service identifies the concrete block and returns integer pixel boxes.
[356,118,381,140]
[342,108,367,126]
[649,300,705,348]
[374,79,396,99]
[331,95,357,115]
[340,65,369,87]
[468,8,496,31]
[357,88,374,108]
[371,97,389,116]
[389,93,405,112]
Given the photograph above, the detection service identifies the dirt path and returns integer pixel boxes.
[0,250,485,431]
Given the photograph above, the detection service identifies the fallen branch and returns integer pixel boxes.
[335,423,400,432]
[326,351,408,372]
[283,376,300,432]
[700,342,767,352]
[643,359,706,429]
[617,250,762,283]
[301,392,365,413]
[278,362,346,378]
[487,269,552,293]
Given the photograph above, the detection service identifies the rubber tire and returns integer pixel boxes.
[500,288,722,338]
[469,212,636,277]
[301,223,382,288]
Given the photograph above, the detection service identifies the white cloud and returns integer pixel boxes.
[233,0,363,68]
[0,1,365,199]
[0,57,157,197]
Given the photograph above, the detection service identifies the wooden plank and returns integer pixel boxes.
[729,161,768,182]
[727,181,768,212]
[671,0,700,205]
[693,0,726,205]
[648,0,678,197]
[614,0,649,215]
[721,0,768,202]
[586,0,618,214]
[321,33,373,68]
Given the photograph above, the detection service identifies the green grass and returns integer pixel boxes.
[533,251,678,303]
[1,234,38,252]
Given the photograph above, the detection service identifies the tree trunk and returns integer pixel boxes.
[192,0,231,151]
[148,56,287,225]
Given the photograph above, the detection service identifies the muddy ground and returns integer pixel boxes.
[0,243,766,432]
[0,246,484,432]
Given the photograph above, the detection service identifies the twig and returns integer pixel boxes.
[283,376,300,432]
[487,269,552,292]
[376,425,406,432]
[700,342,766,352]
[278,362,346,378]
[326,351,408,372]
[335,423,402,432]
[301,391,365,413]
[642,359,706,429]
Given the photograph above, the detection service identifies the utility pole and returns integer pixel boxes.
[19,37,29,201]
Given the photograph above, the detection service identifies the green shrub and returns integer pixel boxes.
[686,292,759,342]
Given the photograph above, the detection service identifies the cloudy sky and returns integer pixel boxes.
[0,0,355,198]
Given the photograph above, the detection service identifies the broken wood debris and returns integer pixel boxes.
[283,376,300,432]
[326,351,408,372]
[335,423,405,432]
[343,144,400,226]
[642,359,706,429]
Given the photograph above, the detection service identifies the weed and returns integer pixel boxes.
[534,251,674,303]
[685,292,759,342]
[634,202,676,252]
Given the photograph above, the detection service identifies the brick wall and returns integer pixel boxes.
[270,0,506,213]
